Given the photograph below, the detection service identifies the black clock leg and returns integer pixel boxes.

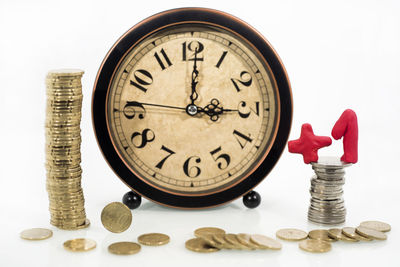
[243,190,261,209]
[122,191,142,210]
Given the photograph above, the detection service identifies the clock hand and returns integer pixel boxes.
[198,98,239,121]
[189,49,199,105]
[139,102,186,111]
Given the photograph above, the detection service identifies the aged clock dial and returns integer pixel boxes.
[93,8,292,208]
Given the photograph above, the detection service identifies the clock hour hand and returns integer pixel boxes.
[198,98,239,122]
[189,49,200,105]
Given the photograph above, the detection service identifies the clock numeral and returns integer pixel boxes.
[154,48,172,70]
[155,145,175,169]
[215,51,228,68]
[210,146,231,170]
[182,41,204,61]
[183,156,201,178]
[123,101,146,120]
[231,71,252,92]
[130,69,153,93]
[131,128,155,148]
[237,101,260,119]
[233,130,253,149]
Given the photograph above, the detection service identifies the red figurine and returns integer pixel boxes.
[288,123,332,164]
[331,109,358,163]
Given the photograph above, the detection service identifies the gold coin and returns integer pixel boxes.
[355,226,387,240]
[308,229,337,242]
[63,238,96,252]
[250,234,282,250]
[360,221,391,232]
[328,228,358,242]
[224,233,247,250]
[47,69,84,77]
[342,227,372,241]
[299,239,331,253]
[185,238,220,253]
[213,233,235,249]
[237,233,260,249]
[20,228,53,240]
[276,228,308,241]
[194,227,225,238]
[101,202,132,233]
[199,234,223,249]
[108,242,141,255]
[138,233,170,246]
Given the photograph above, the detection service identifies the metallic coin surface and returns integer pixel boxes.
[328,228,358,242]
[250,234,282,250]
[299,239,331,253]
[194,227,225,238]
[185,238,220,253]
[138,233,170,246]
[101,202,132,233]
[342,227,372,241]
[356,226,387,240]
[213,234,235,249]
[20,228,53,240]
[63,238,96,252]
[276,228,308,241]
[360,221,391,232]
[108,242,141,255]
[237,233,260,249]
[224,233,247,250]
[199,234,223,249]
[308,229,337,242]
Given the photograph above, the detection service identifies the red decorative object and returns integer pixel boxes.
[288,123,332,164]
[331,109,358,163]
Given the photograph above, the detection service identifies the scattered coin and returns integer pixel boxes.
[200,234,223,249]
[308,229,337,242]
[108,242,141,255]
[328,228,358,242]
[101,202,132,233]
[213,233,235,249]
[185,238,220,253]
[63,238,96,252]
[360,221,391,232]
[356,226,387,241]
[20,228,53,240]
[194,227,225,238]
[138,233,170,246]
[224,233,248,250]
[250,234,282,250]
[342,227,371,241]
[237,233,260,249]
[299,239,331,253]
[276,228,308,241]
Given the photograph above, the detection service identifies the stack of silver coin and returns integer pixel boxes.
[308,156,351,225]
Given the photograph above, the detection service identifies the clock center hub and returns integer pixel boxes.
[186,104,198,116]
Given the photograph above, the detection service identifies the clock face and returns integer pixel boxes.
[93,8,292,208]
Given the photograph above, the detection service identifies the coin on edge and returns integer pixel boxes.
[194,227,225,238]
[342,227,372,241]
[250,234,282,250]
[138,233,170,246]
[276,228,308,241]
[185,238,220,253]
[108,242,141,255]
[360,221,391,232]
[308,229,337,242]
[63,238,97,252]
[299,239,331,253]
[20,228,53,240]
[356,226,387,240]
[328,228,358,242]
[101,202,132,233]
[237,233,260,249]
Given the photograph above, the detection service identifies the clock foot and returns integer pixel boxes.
[243,191,261,209]
[122,191,142,210]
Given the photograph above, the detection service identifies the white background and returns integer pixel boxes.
[1,0,399,266]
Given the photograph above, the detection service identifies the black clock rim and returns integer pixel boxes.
[92,7,293,209]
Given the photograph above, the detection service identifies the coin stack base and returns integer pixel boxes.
[308,156,351,225]
[45,69,88,230]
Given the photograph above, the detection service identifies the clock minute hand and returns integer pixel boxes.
[139,102,186,111]
[190,49,199,105]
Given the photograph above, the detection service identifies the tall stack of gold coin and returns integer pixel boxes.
[45,69,89,230]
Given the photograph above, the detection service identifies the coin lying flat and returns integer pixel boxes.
[20,228,53,240]
[356,226,387,240]
[276,228,308,241]
[250,234,282,250]
[138,233,170,246]
[360,221,391,232]
[63,238,96,252]
[108,242,141,255]
[308,229,337,242]
[194,227,225,238]
[342,227,371,241]
[299,239,331,253]
[185,238,220,253]
[328,228,358,242]
[101,202,132,233]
